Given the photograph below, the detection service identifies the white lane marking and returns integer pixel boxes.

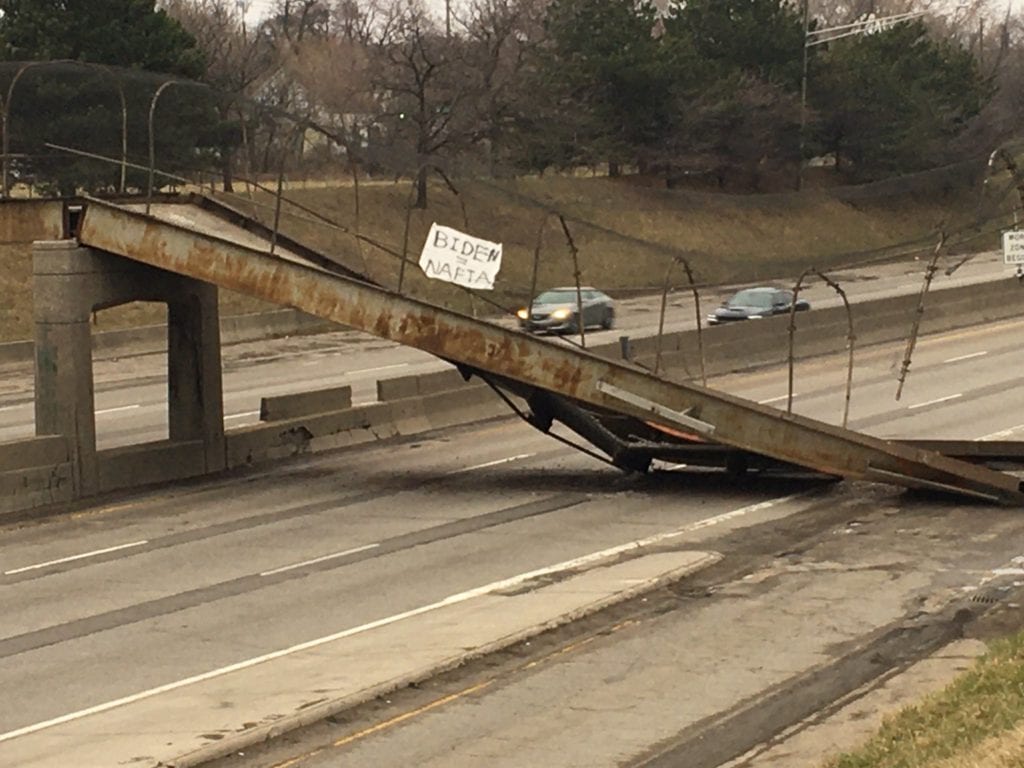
[944,351,988,364]
[349,363,410,376]
[0,493,800,745]
[758,394,798,405]
[224,411,260,421]
[448,453,535,474]
[4,540,149,576]
[96,405,140,415]
[908,394,962,410]
[259,544,380,577]
[663,462,689,471]
[977,424,1024,440]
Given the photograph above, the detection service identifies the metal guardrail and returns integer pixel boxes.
[75,195,1024,505]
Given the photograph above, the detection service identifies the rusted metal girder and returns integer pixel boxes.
[76,197,1024,505]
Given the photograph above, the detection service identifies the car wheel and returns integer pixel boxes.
[601,309,614,330]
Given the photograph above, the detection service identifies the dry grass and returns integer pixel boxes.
[825,632,1024,768]
[0,169,1006,342]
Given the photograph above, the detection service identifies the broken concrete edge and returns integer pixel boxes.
[224,383,509,472]
[164,550,723,768]
[0,384,513,518]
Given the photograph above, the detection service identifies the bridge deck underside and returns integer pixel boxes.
[75,196,1024,505]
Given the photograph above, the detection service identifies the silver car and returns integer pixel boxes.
[517,287,616,334]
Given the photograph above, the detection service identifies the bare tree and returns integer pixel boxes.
[952,10,1024,154]
[459,0,546,175]
[370,0,474,207]
[280,31,377,167]
[163,0,280,189]
[265,0,332,52]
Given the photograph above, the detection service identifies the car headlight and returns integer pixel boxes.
[552,308,571,320]
[516,308,528,320]
[748,314,763,319]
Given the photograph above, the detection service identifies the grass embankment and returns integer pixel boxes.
[0,166,1007,342]
[827,631,1024,768]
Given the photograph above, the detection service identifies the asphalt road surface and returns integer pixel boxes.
[0,251,1013,448]
[1,309,1023,767]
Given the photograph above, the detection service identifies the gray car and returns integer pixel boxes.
[517,287,615,334]
[707,286,810,326]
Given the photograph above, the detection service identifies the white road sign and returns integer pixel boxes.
[419,223,503,290]
[1003,230,1024,264]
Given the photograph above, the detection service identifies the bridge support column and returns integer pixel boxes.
[32,240,225,498]
[168,283,225,472]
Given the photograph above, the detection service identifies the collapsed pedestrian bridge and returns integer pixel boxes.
[52,194,1024,505]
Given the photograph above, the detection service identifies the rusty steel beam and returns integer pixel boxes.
[76,197,1024,505]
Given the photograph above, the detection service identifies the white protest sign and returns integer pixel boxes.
[1003,230,1024,265]
[419,223,503,290]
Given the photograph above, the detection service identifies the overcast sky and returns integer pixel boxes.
[239,0,273,25]
[237,0,1021,26]
[239,0,458,25]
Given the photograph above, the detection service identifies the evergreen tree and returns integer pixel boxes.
[0,0,204,75]
[666,0,806,89]
[0,0,211,196]
[811,20,990,179]
[532,0,673,174]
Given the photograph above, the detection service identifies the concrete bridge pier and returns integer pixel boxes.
[32,239,225,496]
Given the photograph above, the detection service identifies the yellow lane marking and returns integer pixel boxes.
[317,618,643,761]
[331,679,496,749]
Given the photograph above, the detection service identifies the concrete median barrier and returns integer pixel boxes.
[226,378,509,470]
[641,278,1024,379]
[260,385,353,422]
[376,366,485,401]
[226,404,391,468]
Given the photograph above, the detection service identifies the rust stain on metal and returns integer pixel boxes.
[0,199,64,242]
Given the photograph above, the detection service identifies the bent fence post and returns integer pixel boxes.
[398,163,470,295]
[655,256,705,385]
[787,269,855,427]
[896,228,947,401]
[2,61,54,197]
[528,214,548,328]
[270,126,302,257]
[147,80,180,214]
[558,215,586,348]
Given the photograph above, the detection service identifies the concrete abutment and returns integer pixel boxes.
[31,239,225,495]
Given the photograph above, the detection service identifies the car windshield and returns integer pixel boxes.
[535,290,579,304]
[727,289,774,309]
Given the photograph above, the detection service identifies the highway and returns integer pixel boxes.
[0,251,1012,448]
[1,304,1023,767]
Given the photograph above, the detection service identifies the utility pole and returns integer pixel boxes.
[798,0,810,191]
[237,1,248,42]
[979,16,985,71]
[446,0,451,39]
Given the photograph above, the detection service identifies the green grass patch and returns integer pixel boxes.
[826,631,1024,768]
